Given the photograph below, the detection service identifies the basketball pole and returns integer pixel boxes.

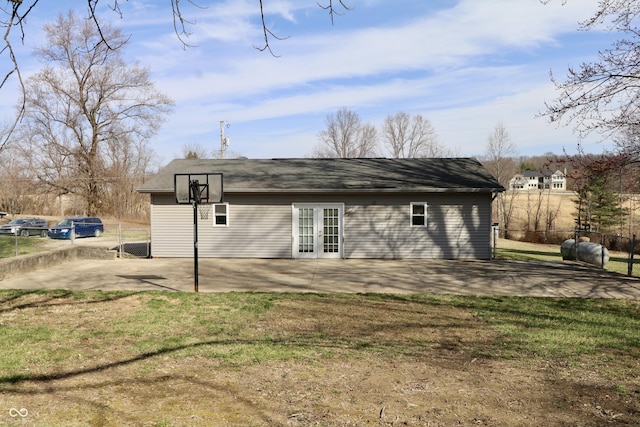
[190,179,200,293]
[174,173,221,293]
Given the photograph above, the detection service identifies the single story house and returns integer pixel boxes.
[138,158,505,259]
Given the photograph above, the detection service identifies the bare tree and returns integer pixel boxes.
[0,1,352,147]
[313,108,378,158]
[104,136,156,219]
[0,120,11,154]
[484,122,517,186]
[541,1,640,157]
[19,11,173,216]
[181,142,211,160]
[0,147,30,214]
[525,190,545,232]
[381,112,452,158]
[544,191,562,231]
[482,122,519,238]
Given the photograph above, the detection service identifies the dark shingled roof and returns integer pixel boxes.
[138,158,505,194]
[521,170,562,178]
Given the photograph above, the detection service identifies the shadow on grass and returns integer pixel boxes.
[498,248,639,277]
[0,334,477,387]
[610,255,640,265]
[1,292,639,427]
[3,293,639,388]
[0,294,499,387]
[0,289,139,314]
[496,248,562,263]
[0,339,221,385]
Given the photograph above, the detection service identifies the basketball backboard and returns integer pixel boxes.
[174,173,223,204]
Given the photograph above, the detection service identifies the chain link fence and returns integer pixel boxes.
[0,231,51,258]
[494,228,638,277]
[0,221,151,259]
[112,224,151,258]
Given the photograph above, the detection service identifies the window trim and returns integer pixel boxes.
[212,202,229,227]
[410,202,428,227]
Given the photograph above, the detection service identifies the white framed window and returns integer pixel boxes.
[213,203,229,227]
[410,202,428,227]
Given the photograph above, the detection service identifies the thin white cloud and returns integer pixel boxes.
[144,0,601,101]
[0,0,615,162]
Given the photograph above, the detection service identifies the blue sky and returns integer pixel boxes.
[1,0,620,165]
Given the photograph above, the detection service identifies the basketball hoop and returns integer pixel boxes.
[174,172,224,293]
[174,173,223,205]
[197,203,212,220]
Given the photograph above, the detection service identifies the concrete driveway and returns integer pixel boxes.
[0,255,639,298]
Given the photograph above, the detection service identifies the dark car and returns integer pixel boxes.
[48,217,104,240]
[0,218,49,237]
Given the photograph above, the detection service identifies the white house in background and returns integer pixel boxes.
[508,170,566,191]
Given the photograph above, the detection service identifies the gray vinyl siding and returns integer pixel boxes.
[150,193,292,258]
[199,202,291,258]
[150,192,493,259]
[344,193,491,259]
[150,201,193,257]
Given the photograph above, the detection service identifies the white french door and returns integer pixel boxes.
[292,204,343,259]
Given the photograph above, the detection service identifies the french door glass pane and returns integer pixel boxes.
[323,208,339,253]
[298,208,314,253]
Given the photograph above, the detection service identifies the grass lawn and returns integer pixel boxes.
[0,236,51,258]
[0,290,638,425]
[496,238,640,277]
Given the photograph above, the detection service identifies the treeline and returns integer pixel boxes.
[0,12,170,219]
[482,151,640,236]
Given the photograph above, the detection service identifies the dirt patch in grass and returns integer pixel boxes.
[0,292,638,426]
